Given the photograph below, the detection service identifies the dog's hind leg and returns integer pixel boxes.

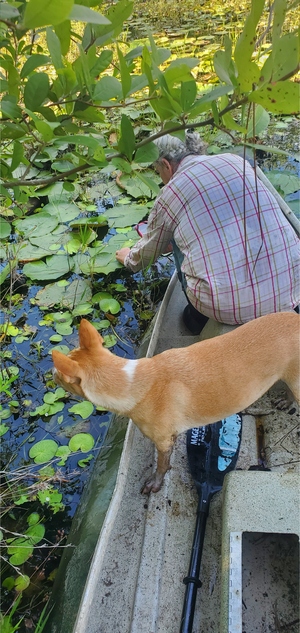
[141,441,175,495]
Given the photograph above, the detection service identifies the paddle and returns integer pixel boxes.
[180,414,242,633]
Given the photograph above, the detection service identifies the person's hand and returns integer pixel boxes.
[116,247,131,265]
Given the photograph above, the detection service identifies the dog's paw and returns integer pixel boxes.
[141,473,163,495]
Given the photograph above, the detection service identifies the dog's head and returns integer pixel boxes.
[52,319,105,397]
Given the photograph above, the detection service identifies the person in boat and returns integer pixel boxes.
[116,132,300,334]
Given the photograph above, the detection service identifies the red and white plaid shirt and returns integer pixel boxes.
[125,154,300,324]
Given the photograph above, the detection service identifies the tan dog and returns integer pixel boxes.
[52,312,299,494]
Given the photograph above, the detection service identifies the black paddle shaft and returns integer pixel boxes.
[180,416,242,633]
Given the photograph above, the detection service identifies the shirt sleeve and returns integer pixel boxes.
[124,197,174,272]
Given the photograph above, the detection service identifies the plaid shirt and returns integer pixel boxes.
[125,154,300,324]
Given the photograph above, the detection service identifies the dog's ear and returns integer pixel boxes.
[52,350,81,383]
[78,319,104,350]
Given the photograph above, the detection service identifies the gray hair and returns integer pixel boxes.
[153,130,207,166]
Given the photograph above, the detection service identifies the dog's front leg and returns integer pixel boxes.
[141,444,174,494]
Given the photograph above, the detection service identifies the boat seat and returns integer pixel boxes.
[220,471,300,633]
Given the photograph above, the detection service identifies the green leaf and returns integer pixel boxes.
[20,54,50,79]
[43,392,56,405]
[197,84,234,106]
[72,302,93,316]
[15,575,30,592]
[117,46,131,98]
[246,105,270,137]
[27,512,40,526]
[55,20,71,56]
[103,334,117,348]
[0,96,22,120]
[69,432,95,452]
[54,134,99,150]
[266,171,300,197]
[8,542,34,565]
[90,49,113,77]
[42,202,81,223]
[213,36,236,86]
[111,157,132,173]
[134,171,161,196]
[35,279,92,310]
[2,576,15,590]
[272,0,288,50]
[69,4,110,24]
[14,213,58,238]
[118,114,136,161]
[106,204,147,228]
[23,256,74,281]
[68,401,94,419]
[47,28,63,71]
[55,321,73,335]
[29,439,59,464]
[78,455,93,468]
[99,297,121,314]
[249,81,300,115]
[164,62,197,89]
[268,32,299,83]
[93,0,133,46]
[24,73,50,111]
[135,142,159,165]
[23,0,74,29]
[25,523,45,544]
[0,218,11,240]
[11,140,26,172]
[56,445,71,458]
[0,424,9,437]
[73,105,105,124]
[93,76,122,101]
[0,3,20,19]
[180,80,197,111]
[234,0,265,91]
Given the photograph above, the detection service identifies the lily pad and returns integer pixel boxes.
[39,181,80,203]
[68,401,94,419]
[14,212,58,238]
[55,321,73,336]
[55,445,71,465]
[25,523,45,544]
[27,512,40,526]
[117,173,158,199]
[42,201,81,223]
[35,278,92,308]
[106,204,148,228]
[29,228,69,250]
[8,542,34,565]
[18,241,57,262]
[79,250,116,275]
[68,433,95,452]
[103,334,117,348]
[72,303,94,316]
[29,439,59,464]
[0,423,9,436]
[23,255,74,280]
[78,454,94,468]
[15,575,30,592]
[99,297,121,314]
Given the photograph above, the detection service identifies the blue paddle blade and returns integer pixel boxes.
[186,414,242,492]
